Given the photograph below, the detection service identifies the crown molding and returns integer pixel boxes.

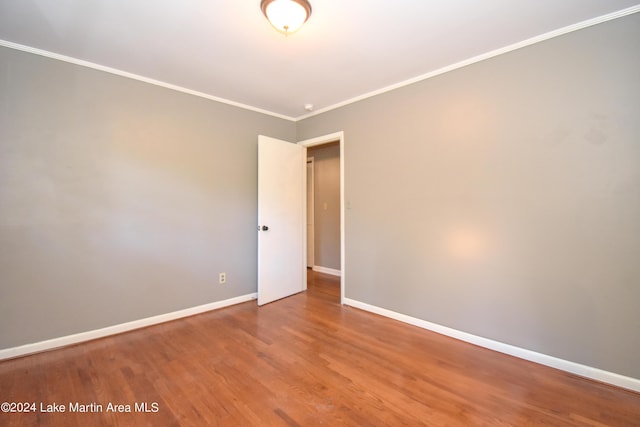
[0,39,296,122]
[1,5,638,123]
[295,5,640,121]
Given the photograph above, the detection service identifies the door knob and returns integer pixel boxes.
[262,225,269,231]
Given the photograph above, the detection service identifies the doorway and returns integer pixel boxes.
[298,132,345,304]
[306,142,340,276]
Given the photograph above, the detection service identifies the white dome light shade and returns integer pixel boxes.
[261,0,312,34]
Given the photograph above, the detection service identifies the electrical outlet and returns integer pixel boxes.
[219,272,226,284]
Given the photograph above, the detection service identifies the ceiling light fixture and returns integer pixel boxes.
[261,0,312,35]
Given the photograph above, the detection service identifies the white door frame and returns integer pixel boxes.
[306,157,315,268]
[298,131,345,304]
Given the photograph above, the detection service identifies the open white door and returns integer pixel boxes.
[257,135,306,306]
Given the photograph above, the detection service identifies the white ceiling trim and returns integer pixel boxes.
[1,4,638,124]
[295,4,640,121]
[0,39,297,122]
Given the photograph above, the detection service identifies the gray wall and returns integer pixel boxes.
[0,46,295,349]
[1,12,639,381]
[298,14,640,379]
[308,143,340,270]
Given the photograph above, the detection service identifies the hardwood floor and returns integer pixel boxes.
[1,270,639,426]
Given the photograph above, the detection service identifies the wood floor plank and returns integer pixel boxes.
[1,270,639,426]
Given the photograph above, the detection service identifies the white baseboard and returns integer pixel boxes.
[0,293,257,361]
[343,298,640,393]
[312,265,341,277]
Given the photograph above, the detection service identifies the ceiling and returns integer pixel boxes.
[1,0,639,120]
